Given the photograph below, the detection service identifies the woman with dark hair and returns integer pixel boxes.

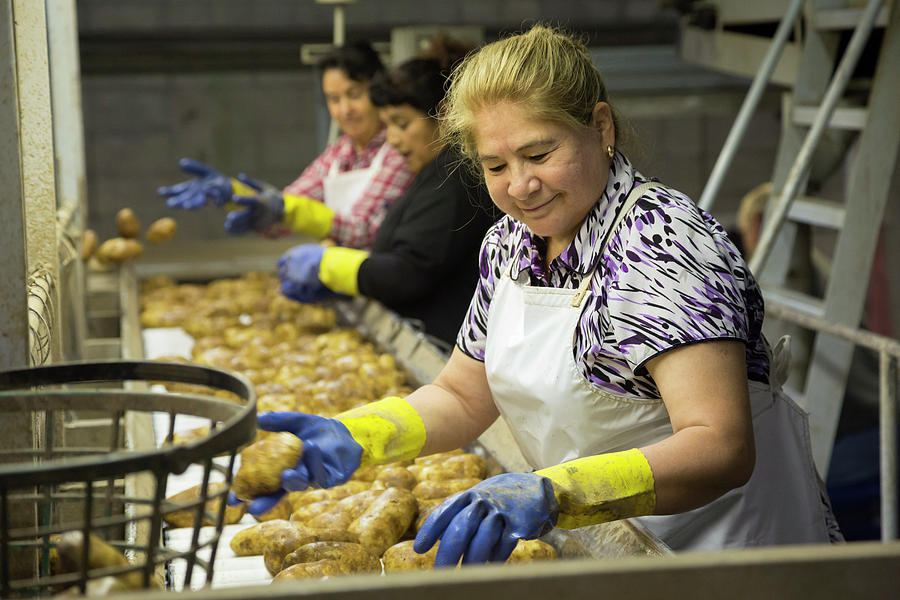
[275,37,495,345]
[158,41,414,249]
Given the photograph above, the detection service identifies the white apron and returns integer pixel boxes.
[322,141,389,216]
[484,183,832,551]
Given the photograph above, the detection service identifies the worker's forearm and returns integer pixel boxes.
[640,424,755,514]
[406,381,499,456]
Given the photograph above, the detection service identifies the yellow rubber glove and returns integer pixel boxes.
[318,246,370,296]
[535,448,656,529]
[335,396,427,467]
[282,193,335,239]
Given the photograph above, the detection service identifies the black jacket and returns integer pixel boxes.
[357,148,496,345]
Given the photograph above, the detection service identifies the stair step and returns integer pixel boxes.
[761,286,827,320]
[787,196,846,229]
[812,6,890,31]
[792,104,868,130]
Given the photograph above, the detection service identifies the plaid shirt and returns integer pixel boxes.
[283,130,413,248]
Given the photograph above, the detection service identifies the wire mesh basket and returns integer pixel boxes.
[0,360,256,597]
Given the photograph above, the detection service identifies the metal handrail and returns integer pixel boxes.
[764,300,899,541]
[748,0,886,274]
[698,0,805,213]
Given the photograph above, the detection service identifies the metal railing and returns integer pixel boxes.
[765,300,899,541]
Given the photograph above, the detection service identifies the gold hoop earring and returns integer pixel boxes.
[607,145,614,159]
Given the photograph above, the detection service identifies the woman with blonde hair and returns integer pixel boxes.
[238,25,840,564]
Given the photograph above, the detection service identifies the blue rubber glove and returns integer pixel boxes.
[223,173,286,234]
[277,244,344,303]
[230,411,364,516]
[414,473,560,566]
[157,158,235,209]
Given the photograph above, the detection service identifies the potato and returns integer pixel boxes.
[232,431,303,500]
[53,531,146,590]
[414,502,442,532]
[291,499,338,524]
[163,481,245,529]
[412,478,482,501]
[263,526,359,575]
[349,486,417,556]
[282,541,379,574]
[115,208,140,238]
[413,449,463,465]
[288,480,370,510]
[272,559,346,582]
[372,465,416,490]
[305,490,380,530]
[146,217,177,243]
[417,454,487,481]
[507,539,557,563]
[383,540,439,572]
[96,237,143,263]
[230,519,298,556]
[81,229,98,260]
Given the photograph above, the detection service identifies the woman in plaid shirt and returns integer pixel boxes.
[158,42,413,249]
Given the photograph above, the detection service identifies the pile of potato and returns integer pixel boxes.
[145,274,558,580]
[226,448,556,578]
[142,273,409,416]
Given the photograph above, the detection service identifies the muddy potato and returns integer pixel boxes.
[417,454,487,481]
[146,217,177,243]
[164,482,246,529]
[230,519,298,556]
[506,539,558,563]
[272,559,346,582]
[372,465,416,490]
[288,480,369,511]
[263,526,359,575]
[305,490,380,530]
[349,486,418,556]
[383,540,439,572]
[414,502,442,532]
[412,478,482,501]
[115,208,140,238]
[291,499,338,524]
[282,541,380,574]
[413,449,463,465]
[81,229,98,260]
[53,531,147,590]
[232,431,303,500]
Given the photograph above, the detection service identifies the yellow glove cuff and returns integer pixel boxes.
[535,448,656,529]
[283,194,334,239]
[336,396,426,468]
[318,247,369,296]
[230,178,258,197]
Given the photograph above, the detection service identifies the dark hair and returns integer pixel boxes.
[369,35,473,117]
[318,41,384,83]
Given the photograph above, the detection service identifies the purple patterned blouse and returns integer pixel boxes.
[456,151,770,399]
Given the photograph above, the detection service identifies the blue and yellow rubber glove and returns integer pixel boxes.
[225,174,335,237]
[277,244,369,303]
[414,449,656,566]
[157,158,257,210]
[235,397,426,516]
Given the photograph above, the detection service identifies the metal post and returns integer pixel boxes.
[749,0,885,274]
[698,0,805,213]
[880,352,898,541]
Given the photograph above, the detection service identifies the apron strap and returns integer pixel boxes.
[571,181,659,307]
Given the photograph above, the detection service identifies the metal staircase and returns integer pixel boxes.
[685,0,900,475]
